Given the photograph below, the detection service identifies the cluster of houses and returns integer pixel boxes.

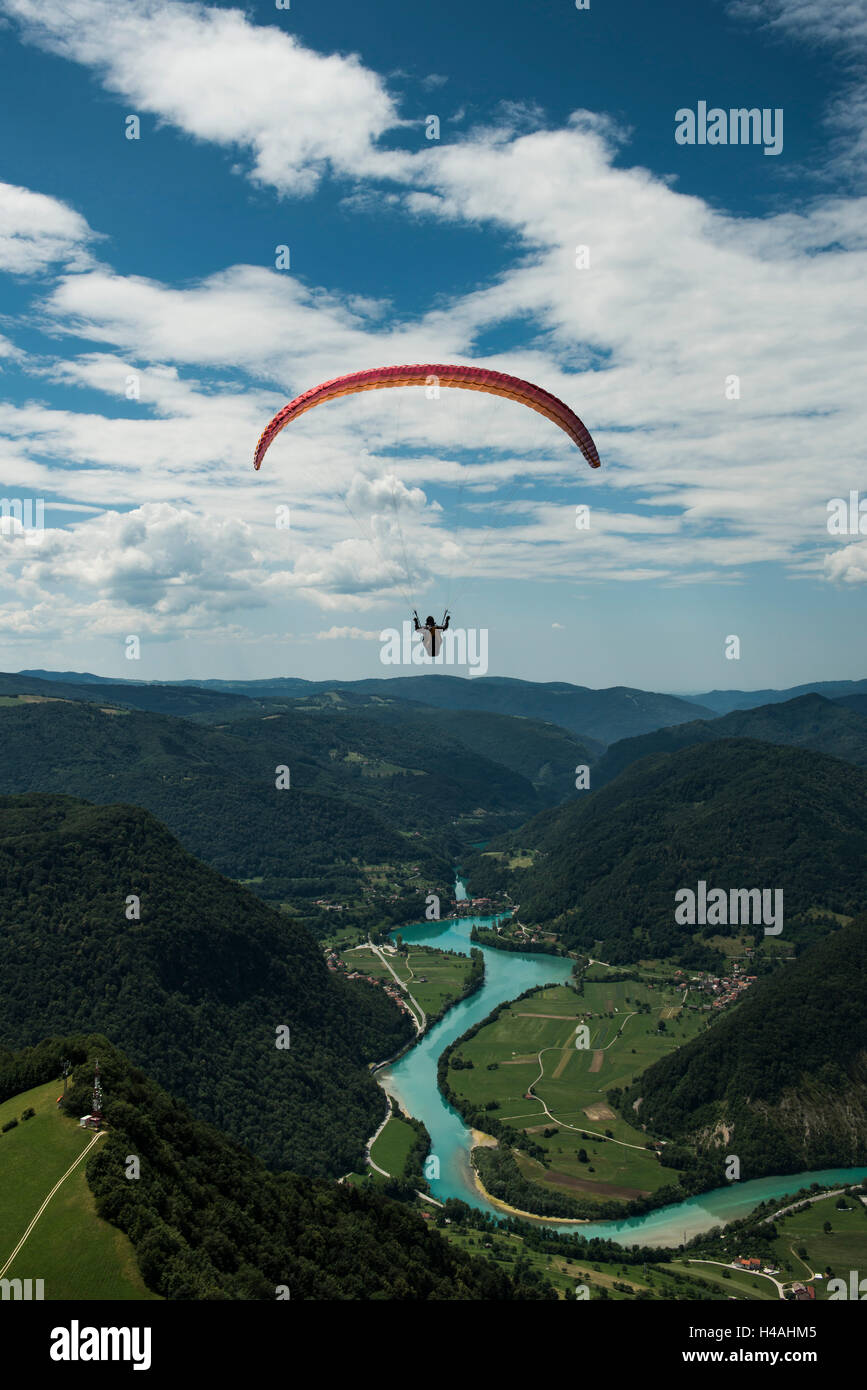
[447,895,495,918]
[734,1256,779,1275]
[677,963,758,1011]
[324,952,417,1020]
[790,1282,816,1301]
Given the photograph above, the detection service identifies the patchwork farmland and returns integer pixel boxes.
[448,977,710,1205]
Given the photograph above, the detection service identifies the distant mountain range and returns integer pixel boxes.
[685,679,867,714]
[14,670,712,746]
[18,667,867,745]
[593,693,867,787]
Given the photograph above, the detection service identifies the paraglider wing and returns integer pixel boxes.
[253,364,601,471]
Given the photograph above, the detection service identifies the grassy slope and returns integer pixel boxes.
[0,1080,156,1300]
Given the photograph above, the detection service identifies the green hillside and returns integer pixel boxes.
[0,795,412,1177]
[622,915,867,1180]
[0,1078,157,1300]
[42,671,708,745]
[473,739,867,962]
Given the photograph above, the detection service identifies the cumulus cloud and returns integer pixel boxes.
[0,502,266,639]
[0,0,407,195]
[0,181,96,274]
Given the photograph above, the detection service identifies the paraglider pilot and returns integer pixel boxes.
[413,610,450,658]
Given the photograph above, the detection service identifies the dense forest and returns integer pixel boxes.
[0,795,413,1176]
[620,914,867,1179]
[468,740,867,962]
[0,1035,556,1300]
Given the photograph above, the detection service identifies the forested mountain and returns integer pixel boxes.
[622,915,867,1179]
[688,678,867,714]
[470,740,867,962]
[0,795,412,1177]
[22,670,709,746]
[0,698,542,903]
[0,1035,554,1300]
[592,694,867,787]
[314,696,599,803]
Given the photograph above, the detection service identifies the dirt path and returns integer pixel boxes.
[523,1048,651,1152]
[0,1129,105,1279]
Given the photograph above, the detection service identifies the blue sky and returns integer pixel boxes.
[0,0,865,691]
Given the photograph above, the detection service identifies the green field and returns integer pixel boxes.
[663,1260,779,1300]
[768,1191,867,1297]
[346,942,477,1025]
[369,1116,418,1177]
[450,979,711,1206]
[0,1080,158,1300]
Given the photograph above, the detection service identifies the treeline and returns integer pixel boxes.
[470,925,565,956]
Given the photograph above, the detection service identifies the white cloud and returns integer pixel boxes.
[314,625,380,640]
[0,181,96,275]
[0,501,267,640]
[0,0,407,195]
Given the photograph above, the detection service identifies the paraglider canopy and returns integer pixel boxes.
[253,363,601,472]
[252,363,601,616]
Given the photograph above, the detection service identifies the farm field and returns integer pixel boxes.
[450,979,711,1206]
[347,942,477,1021]
[768,1191,867,1296]
[369,1116,417,1178]
[0,1080,157,1300]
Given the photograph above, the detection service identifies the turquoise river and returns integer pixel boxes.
[378,898,867,1248]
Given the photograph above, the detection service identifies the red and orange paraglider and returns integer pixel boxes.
[253,364,601,472]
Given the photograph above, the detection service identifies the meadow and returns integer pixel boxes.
[0,1080,157,1300]
[768,1191,867,1296]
